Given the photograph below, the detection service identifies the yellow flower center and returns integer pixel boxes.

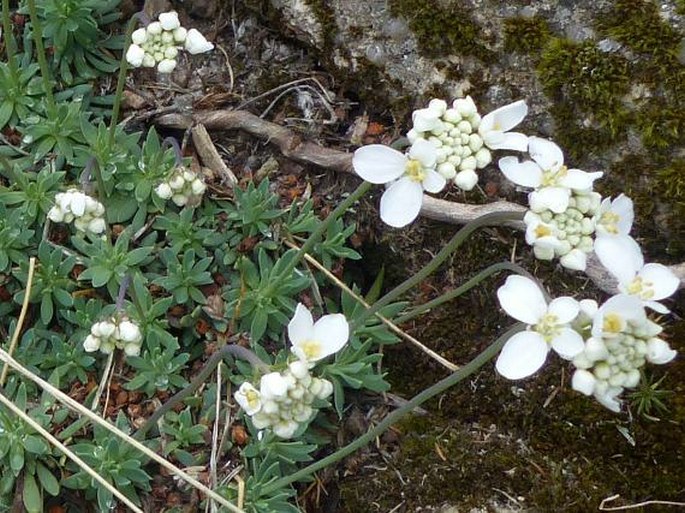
[626,277,654,299]
[603,313,623,334]
[245,389,260,409]
[534,224,552,238]
[405,159,425,182]
[534,313,560,343]
[541,165,568,187]
[300,340,322,360]
[600,211,620,234]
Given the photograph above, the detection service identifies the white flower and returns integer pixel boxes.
[142,54,156,68]
[47,207,64,222]
[478,100,529,151]
[412,99,447,134]
[452,96,477,117]
[235,382,262,415]
[595,194,633,238]
[524,211,562,251]
[499,138,603,213]
[272,420,299,439]
[288,360,310,380]
[118,321,142,343]
[260,372,289,399]
[87,218,106,235]
[131,28,148,45]
[184,28,214,54]
[495,275,584,379]
[147,21,162,35]
[126,44,145,67]
[571,369,596,396]
[288,303,349,363]
[155,183,173,199]
[646,338,676,364]
[352,139,446,227]
[124,343,141,357]
[590,294,647,340]
[594,236,679,313]
[559,248,587,271]
[157,58,177,73]
[83,334,101,352]
[159,11,180,31]
[173,27,188,43]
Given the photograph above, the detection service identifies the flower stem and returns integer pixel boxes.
[25,0,56,119]
[108,13,143,149]
[265,180,372,296]
[1,0,18,71]
[133,344,269,440]
[394,261,534,324]
[115,274,131,311]
[260,322,524,495]
[351,210,525,330]
[162,137,184,166]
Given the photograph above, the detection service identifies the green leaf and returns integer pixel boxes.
[36,463,59,496]
[10,441,25,472]
[106,192,139,223]
[22,473,42,513]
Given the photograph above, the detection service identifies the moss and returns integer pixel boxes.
[503,16,552,54]
[677,0,685,15]
[388,0,495,62]
[636,99,685,150]
[536,38,632,158]
[302,0,338,54]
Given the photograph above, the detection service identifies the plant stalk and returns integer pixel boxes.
[25,0,56,118]
[261,322,524,494]
[351,210,524,329]
[134,344,269,440]
[394,261,534,324]
[108,14,143,148]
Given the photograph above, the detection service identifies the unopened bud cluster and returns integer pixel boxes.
[235,360,334,439]
[525,191,601,271]
[83,317,144,356]
[154,166,207,207]
[407,98,491,191]
[126,11,214,74]
[48,189,106,236]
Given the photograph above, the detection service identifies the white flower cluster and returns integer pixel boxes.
[235,361,334,438]
[234,303,349,438]
[47,189,106,236]
[499,137,604,271]
[352,96,529,227]
[495,273,678,412]
[571,295,676,411]
[406,97,528,191]
[126,11,214,74]
[83,317,144,356]
[154,166,207,207]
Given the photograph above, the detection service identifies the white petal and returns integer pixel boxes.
[482,100,528,132]
[613,194,634,235]
[548,297,580,324]
[638,263,679,301]
[572,369,596,395]
[422,169,446,193]
[352,145,407,184]
[412,107,444,133]
[495,331,549,380]
[646,338,676,364]
[645,300,670,314]
[550,328,584,360]
[131,28,147,45]
[288,303,314,345]
[560,249,587,271]
[70,194,86,216]
[594,236,642,285]
[409,139,437,168]
[125,44,145,67]
[528,137,564,171]
[157,59,177,73]
[498,157,542,188]
[497,275,547,325]
[560,169,601,191]
[158,11,180,30]
[584,337,609,361]
[311,313,350,359]
[185,28,214,54]
[530,187,570,213]
[379,178,423,228]
[260,372,289,399]
[485,131,529,151]
[595,389,622,412]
